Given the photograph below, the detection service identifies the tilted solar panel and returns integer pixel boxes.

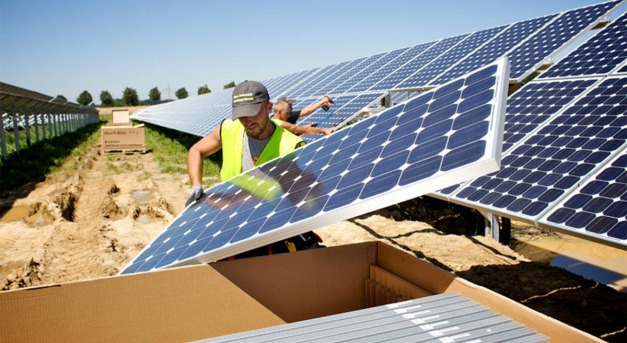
[346,41,436,93]
[501,78,599,153]
[121,58,509,274]
[540,149,626,247]
[311,53,387,97]
[268,68,320,98]
[328,47,410,95]
[370,34,469,92]
[432,14,556,86]
[395,26,507,89]
[435,77,600,198]
[508,0,623,81]
[131,89,232,137]
[540,10,627,79]
[286,61,350,98]
[292,57,368,98]
[445,76,626,247]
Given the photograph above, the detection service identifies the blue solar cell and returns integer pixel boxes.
[433,14,556,85]
[121,59,509,273]
[397,26,507,89]
[346,41,436,93]
[509,1,622,80]
[448,76,626,234]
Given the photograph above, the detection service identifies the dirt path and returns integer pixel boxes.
[0,140,625,342]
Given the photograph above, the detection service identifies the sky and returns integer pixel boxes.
[0,0,623,103]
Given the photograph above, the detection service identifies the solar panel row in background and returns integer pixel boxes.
[432,8,627,248]
[539,11,627,78]
[131,1,620,142]
[122,58,509,274]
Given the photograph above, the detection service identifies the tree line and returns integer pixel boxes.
[70,81,237,107]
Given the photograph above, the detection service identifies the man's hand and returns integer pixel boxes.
[185,184,203,207]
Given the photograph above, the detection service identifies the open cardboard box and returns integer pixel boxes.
[0,241,602,342]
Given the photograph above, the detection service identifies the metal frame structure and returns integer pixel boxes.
[0,82,99,159]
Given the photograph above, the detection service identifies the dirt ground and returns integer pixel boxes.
[0,145,625,342]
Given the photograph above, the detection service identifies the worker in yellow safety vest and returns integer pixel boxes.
[186,80,321,257]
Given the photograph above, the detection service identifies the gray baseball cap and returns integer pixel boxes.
[232,81,270,119]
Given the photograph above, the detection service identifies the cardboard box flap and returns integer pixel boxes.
[0,265,284,343]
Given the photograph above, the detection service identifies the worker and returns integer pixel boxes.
[185,80,321,256]
[272,96,335,136]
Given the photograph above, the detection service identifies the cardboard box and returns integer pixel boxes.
[110,109,131,125]
[101,125,145,153]
[0,242,603,342]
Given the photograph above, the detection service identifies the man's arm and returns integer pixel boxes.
[187,124,222,186]
[299,96,332,117]
[278,120,334,136]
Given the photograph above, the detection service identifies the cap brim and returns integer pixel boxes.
[232,102,263,120]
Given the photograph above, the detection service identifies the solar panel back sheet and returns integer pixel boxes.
[121,58,510,274]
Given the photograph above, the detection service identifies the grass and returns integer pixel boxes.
[143,123,221,185]
[1,120,105,191]
[0,115,223,192]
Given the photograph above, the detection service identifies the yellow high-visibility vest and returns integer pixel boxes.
[219,119,304,181]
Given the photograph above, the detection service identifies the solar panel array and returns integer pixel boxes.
[195,293,547,343]
[432,8,627,249]
[122,58,509,274]
[131,1,621,141]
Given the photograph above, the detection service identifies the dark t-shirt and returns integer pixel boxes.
[285,110,301,124]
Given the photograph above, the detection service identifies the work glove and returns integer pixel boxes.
[185,184,203,207]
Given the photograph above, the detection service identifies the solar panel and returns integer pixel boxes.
[345,41,437,93]
[132,89,232,137]
[268,68,320,98]
[431,14,557,86]
[539,149,626,247]
[195,293,547,343]
[293,57,368,98]
[370,34,469,92]
[298,93,385,143]
[508,0,622,81]
[540,11,627,79]
[501,78,600,152]
[276,64,336,97]
[311,53,387,97]
[327,47,410,95]
[445,76,626,243]
[395,25,508,89]
[121,58,509,274]
[434,77,601,197]
[286,62,351,99]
